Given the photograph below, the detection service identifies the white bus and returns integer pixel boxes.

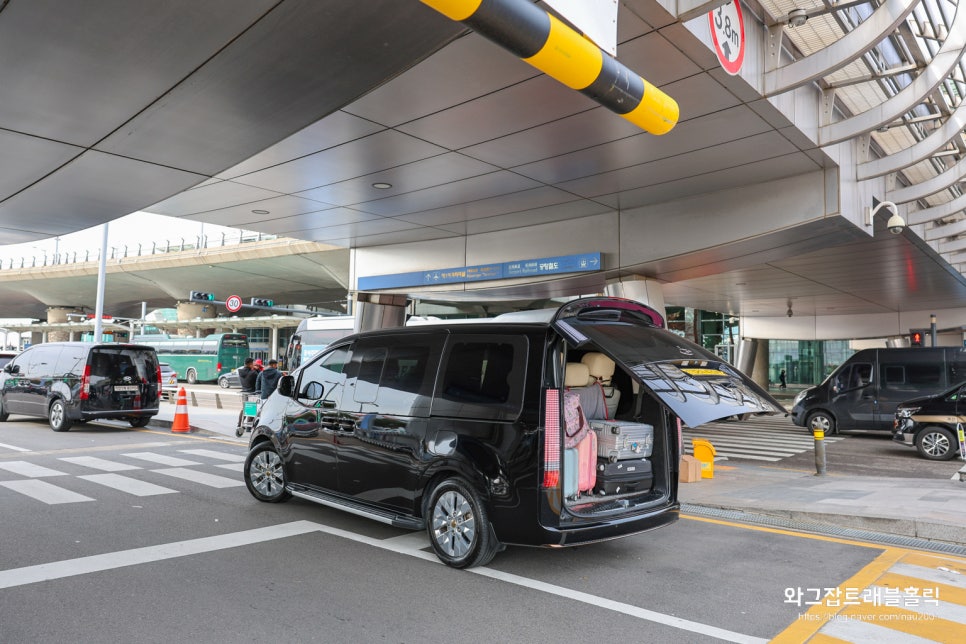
[283,316,355,371]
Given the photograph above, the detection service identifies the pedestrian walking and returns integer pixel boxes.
[237,357,258,394]
[256,358,282,399]
[779,369,787,390]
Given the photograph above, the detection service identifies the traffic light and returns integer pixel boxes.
[909,329,925,347]
[189,291,215,302]
[250,297,274,307]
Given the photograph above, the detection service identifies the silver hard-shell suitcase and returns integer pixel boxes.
[590,420,654,461]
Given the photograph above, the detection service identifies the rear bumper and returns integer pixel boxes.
[76,408,159,421]
[498,501,680,547]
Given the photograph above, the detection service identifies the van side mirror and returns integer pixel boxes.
[277,374,295,398]
[4,364,17,374]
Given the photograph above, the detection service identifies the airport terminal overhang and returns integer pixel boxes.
[1,0,965,336]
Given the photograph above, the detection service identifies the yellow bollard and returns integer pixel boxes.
[691,439,716,479]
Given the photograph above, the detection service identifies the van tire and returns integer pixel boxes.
[0,398,8,422]
[128,416,151,428]
[185,368,198,385]
[426,478,499,569]
[245,442,291,503]
[48,399,73,432]
[916,426,956,461]
[806,411,835,435]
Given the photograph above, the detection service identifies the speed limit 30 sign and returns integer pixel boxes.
[709,0,745,76]
[225,294,242,313]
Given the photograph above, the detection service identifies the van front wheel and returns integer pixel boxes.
[49,399,73,432]
[916,426,956,461]
[807,411,835,436]
[426,478,499,569]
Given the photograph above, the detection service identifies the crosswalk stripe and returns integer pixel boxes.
[216,463,244,472]
[60,456,141,472]
[152,467,244,488]
[179,449,245,463]
[0,461,67,477]
[78,474,178,496]
[0,441,31,453]
[0,479,94,504]
[122,452,201,467]
[681,416,847,462]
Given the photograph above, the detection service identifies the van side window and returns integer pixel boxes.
[299,346,351,405]
[352,346,387,405]
[347,337,440,416]
[432,335,527,421]
[881,355,943,389]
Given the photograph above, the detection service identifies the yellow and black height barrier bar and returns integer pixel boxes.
[421,0,679,135]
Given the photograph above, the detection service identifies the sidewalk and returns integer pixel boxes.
[149,401,966,550]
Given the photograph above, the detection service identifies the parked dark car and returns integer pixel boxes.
[243,297,782,568]
[0,342,161,431]
[893,382,966,460]
[218,369,240,389]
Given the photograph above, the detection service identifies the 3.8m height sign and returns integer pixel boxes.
[709,1,745,76]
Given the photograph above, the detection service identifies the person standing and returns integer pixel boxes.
[256,358,282,399]
[237,357,258,394]
[779,369,787,390]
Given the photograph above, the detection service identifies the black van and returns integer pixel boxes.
[243,297,782,568]
[0,342,161,431]
[791,347,966,434]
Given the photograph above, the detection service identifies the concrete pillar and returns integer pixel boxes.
[752,338,770,391]
[604,277,666,317]
[355,293,408,332]
[176,301,217,336]
[46,306,85,342]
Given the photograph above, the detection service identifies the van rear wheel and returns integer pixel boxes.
[806,411,835,436]
[426,478,499,569]
[128,416,151,428]
[916,426,956,461]
[48,399,73,432]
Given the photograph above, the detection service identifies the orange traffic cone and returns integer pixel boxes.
[171,387,191,433]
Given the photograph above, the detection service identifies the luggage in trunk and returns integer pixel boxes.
[590,420,654,461]
[594,457,653,496]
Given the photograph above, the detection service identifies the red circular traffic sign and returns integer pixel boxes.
[709,1,745,76]
[225,295,242,313]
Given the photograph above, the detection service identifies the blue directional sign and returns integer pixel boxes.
[358,252,601,291]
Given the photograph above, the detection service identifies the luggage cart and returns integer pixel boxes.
[236,393,262,437]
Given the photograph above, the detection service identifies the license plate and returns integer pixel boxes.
[114,385,139,392]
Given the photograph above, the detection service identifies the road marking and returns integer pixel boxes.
[60,456,141,472]
[0,461,67,477]
[215,463,244,472]
[152,467,244,488]
[122,452,201,467]
[0,441,31,452]
[178,449,245,462]
[0,521,322,590]
[0,479,94,504]
[78,473,178,496]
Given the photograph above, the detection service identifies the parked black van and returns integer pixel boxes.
[791,347,966,434]
[243,297,782,568]
[893,383,966,460]
[0,342,162,431]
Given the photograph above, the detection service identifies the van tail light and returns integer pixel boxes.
[542,389,561,488]
[156,365,162,388]
[677,416,683,457]
[80,365,91,400]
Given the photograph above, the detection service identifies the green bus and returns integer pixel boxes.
[135,333,249,384]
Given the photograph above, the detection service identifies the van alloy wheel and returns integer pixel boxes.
[426,479,499,569]
[48,399,73,432]
[916,426,956,461]
[244,443,290,502]
[807,411,835,435]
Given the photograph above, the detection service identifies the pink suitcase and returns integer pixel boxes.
[577,430,597,493]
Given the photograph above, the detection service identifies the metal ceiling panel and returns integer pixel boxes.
[397,74,594,150]
[148,181,281,218]
[295,152,500,207]
[262,208,383,236]
[394,186,593,226]
[0,131,82,202]
[177,195,336,228]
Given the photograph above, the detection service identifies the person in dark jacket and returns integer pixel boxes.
[256,359,282,399]
[237,357,258,394]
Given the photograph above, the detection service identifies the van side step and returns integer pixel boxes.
[288,486,425,531]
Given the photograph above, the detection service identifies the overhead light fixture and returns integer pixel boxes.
[251,209,270,215]
[787,8,808,27]
[372,182,392,189]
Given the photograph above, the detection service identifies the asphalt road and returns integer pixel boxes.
[1,418,962,643]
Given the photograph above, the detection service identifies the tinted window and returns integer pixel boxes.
[880,352,944,389]
[352,346,387,405]
[432,334,527,421]
[833,363,872,391]
[25,345,61,376]
[89,348,159,382]
[55,345,89,376]
[346,337,440,416]
[298,346,351,406]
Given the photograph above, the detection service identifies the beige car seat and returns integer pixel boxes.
[565,362,607,420]
[581,352,620,417]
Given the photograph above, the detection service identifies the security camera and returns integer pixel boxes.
[887,213,906,235]
[787,8,808,27]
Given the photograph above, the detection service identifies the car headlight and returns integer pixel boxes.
[896,406,920,419]
[792,390,808,406]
